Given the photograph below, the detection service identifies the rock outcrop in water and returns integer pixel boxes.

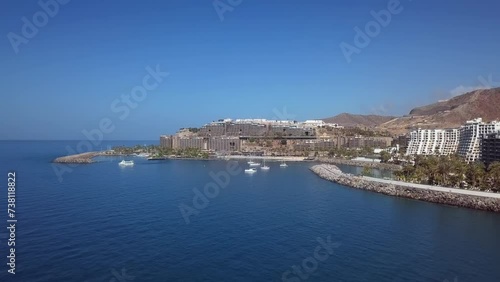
[53,152,100,164]
[311,164,500,213]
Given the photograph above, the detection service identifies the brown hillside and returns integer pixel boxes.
[377,88,500,134]
[323,113,396,128]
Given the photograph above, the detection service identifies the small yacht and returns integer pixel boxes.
[249,162,261,167]
[279,160,288,167]
[244,168,257,173]
[261,160,270,170]
[119,160,134,166]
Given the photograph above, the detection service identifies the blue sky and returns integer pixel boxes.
[1,0,500,140]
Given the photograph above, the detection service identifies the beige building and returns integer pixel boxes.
[160,135,173,148]
[160,135,241,152]
[208,137,241,152]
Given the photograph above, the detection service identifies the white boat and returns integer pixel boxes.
[261,160,270,170]
[244,168,257,173]
[249,162,261,167]
[119,160,134,166]
[137,153,150,158]
[280,161,288,167]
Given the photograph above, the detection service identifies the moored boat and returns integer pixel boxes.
[119,160,134,166]
[261,159,270,170]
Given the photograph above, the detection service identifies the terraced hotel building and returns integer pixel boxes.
[406,128,460,156]
[458,118,500,163]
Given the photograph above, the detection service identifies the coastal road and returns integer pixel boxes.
[363,176,500,199]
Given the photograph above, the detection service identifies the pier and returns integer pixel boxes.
[311,164,500,213]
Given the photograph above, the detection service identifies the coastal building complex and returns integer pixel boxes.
[208,137,241,152]
[161,118,390,154]
[197,119,315,138]
[160,135,172,148]
[345,136,392,149]
[293,139,337,151]
[458,118,500,162]
[160,135,241,152]
[197,119,342,138]
[392,135,410,153]
[481,132,500,166]
[406,128,460,155]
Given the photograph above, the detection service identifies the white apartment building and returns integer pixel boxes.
[458,118,500,162]
[303,120,343,128]
[406,128,460,156]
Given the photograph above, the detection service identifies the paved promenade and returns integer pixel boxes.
[363,176,500,199]
[311,164,500,212]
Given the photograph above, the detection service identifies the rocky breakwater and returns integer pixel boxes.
[315,157,402,171]
[311,164,500,213]
[53,152,101,164]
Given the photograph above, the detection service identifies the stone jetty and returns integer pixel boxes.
[53,152,101,164]
[315,157,402,171]
[311,164,500,213]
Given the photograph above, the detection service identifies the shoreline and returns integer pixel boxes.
[310,164,500,213]
[221,155,308,162]
[53,152,400,168]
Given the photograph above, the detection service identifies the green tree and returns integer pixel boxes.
[487,162,500,191]
[448,155,467,187]
[466,162,486,189]
[362,167,373,177]
[328,150,335,157]
[380,151,391,163]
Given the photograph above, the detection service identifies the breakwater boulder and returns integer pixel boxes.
[53,152,100,164]
[311,164,500,213]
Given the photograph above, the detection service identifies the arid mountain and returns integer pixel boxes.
[322,113,396,128]
[376,87,500,135]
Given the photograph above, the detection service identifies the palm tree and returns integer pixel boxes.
[414,166,427,184]
[437,156,452,186]
[449,155,467,187]
[362,166,373,177]
[487,162,500,191]
[422,155,439,185]
[466,162,486,190]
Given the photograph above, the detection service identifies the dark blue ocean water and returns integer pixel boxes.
[0,141,499,282]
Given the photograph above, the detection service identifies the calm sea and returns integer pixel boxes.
[0,141,499,282]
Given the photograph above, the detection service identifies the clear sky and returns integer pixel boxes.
[1,0,500,140]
